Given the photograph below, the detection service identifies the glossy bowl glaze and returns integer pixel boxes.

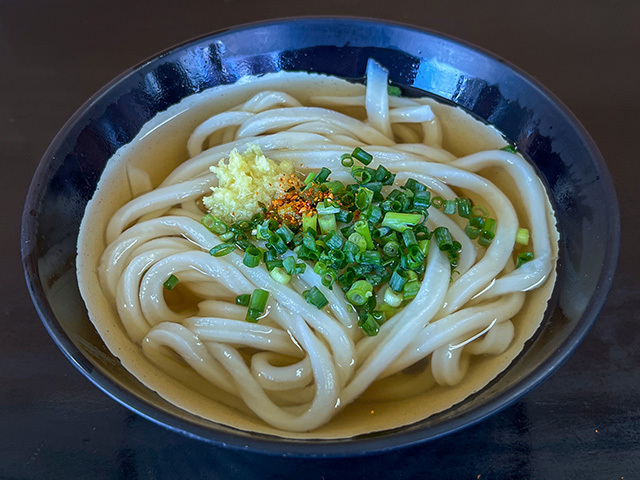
[21,18,619,456]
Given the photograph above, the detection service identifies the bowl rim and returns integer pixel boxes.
[21,16,620,457]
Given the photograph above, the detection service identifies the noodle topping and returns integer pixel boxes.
[201,146,533,338]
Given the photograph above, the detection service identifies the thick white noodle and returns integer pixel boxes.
[95,65,554,432]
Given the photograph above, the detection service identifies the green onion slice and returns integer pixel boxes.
[516,227,530,245]
[235,294,250,306]
[303,287,329,309]
[245,289,269,323]
[358,314,380,336]
[270,267,291,285]
[209,243,235,257]
[163,274,179,291]
[516,251,535,268]
[381,212,422,233]
[347,280,373,306]
[201,214,228,235]
[352,147,373,165]
[243,246,261,268]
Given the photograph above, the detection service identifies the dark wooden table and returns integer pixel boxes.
[2,1,638,478]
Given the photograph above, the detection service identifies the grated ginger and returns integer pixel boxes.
[202,145,295,224]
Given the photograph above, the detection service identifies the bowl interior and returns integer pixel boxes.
[21,18,619,456]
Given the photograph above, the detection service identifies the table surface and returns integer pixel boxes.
[2,1,638,478]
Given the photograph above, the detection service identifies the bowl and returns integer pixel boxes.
[21,17,619,456]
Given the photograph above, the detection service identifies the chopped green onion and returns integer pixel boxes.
[403,280,420,300]
[412,191,431,211]
[328,249,346,265]
[324,230,343,250]
[302,214,317,234]
[255,222,273,240]
[303,172,316,185]
[358,314,380,336]
[407,244,425,267]
[401,229,418,248]
[341,223,355,239]
[434,226,454,251]
[472,206,490,218]
[338,269,355,288]
[268,234,288,254]
[389,267,408,292]
[245,289,269,323]
[220,231,235,242]
[303,286,328,309]
[384,286,404,307]
[322,269,337,289]
[404,178,427,192]
[340,192,355,208]
[469,216,485,230]
[292,262,306,275]
[364,205,383,224]
[371,310,386,325]
[348,232,368,253]
[313,261,327,275]
[356,187,374,211]
[346,280,374,306]
[387,85,402,97]
[351,166,374,184]
[353,220,374,250]
[358,250,382,265]
[263,248,277,262]
[275,224,294,244]
[270,266,291,285]
[318,213,338,234]
[456,198,472,218]
[374,165,394,184]
[501,144,518,154]
[340,153,354,167]
[478,218,497,247]
[516,251,535,268]
[316,201,341,215]
[381,199,402,213]
[343,241,361,262]
[418,239,430,255]
[302,231,318,251]
[235,294,250,306]
[163,274,179,291]
[234,236,252,251]
[315,167,331,183]
[381,212,423,233]
[443,199,457,215]
[351,263,374,276]
[352,147,373,165]
[209,243,235,257]
[265,259,283,271]
[236,220,252,231]
[383,240,401,257]
[464,223,482,240]
[325,181,345,193]
[201,214,228,235]
[243,246,262,268]
[516,227,530,245]
[379,303,399,319]
[282,256,296,275]
[372,226,391,241]
[336,209,353,223]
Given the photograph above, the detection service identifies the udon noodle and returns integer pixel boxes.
[77,59,558,437]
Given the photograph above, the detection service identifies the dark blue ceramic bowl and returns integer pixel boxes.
[21,18,619,456]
